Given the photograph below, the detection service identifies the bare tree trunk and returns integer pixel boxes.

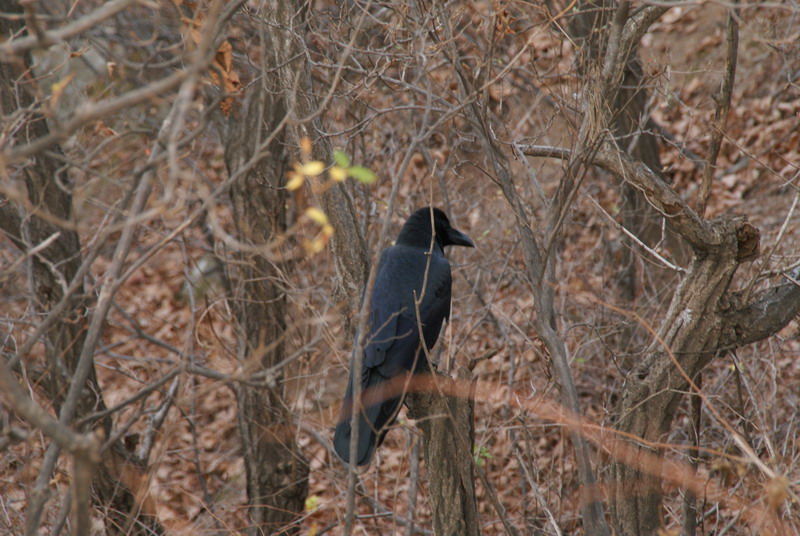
[555,140,799,534]
[610,223,766,533]
[561,5,791,532]
[219,1,367,530]
[433,5,611,532]
[524,135,800,534]
[406,370,480,536]
[222,61,308,536]
[260,0,368,339]
[0,3,163,534]
[610,240,740,533]
[609,219,799,534]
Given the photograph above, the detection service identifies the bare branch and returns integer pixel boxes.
[620,6,671,60]
[721,273,800,348]
[0,357,97,456]
[697,1,739,216]
[587,194,685,273]
[435,5,610,534]
[0,0,138,58]
[523,143,720,250]
[600,1,630,90]
[3,68,190,162]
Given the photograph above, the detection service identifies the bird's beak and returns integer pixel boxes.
[446,228,475,248]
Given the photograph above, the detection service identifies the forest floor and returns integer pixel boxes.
[2,3,799,535]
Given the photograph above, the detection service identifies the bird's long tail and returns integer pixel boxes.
[333,369,402,466]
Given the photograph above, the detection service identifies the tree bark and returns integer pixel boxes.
[584,143,800,534]
[610,227,740,533]
[219,1,368,530]
[223,57,308,535]
[261,0,368,339]
[559,6,800,529]
[525,63,799,531]
[406,370,480,536]
[611,245,800,535]
[0,3,162,534]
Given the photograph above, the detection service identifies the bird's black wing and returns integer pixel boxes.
[415,250,452,363]
[334,245,452,466]
[365,245,451,374]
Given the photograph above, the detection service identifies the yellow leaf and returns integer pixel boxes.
[303,237,327,254]
[50,72,76,108]
[305,207,329,226]
[305,495,320,512]
[322,224,334,237]
[312,237,327,253]
[299,161,325,177]
[286,172,304,191]
[329,166,348,182]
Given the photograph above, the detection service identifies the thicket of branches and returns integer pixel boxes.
[1,1,799,535]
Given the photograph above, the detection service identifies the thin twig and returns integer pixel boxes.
[744,191,799,302]
[0,231,60,278]
[512,447,562,536]
[587,194,685,273]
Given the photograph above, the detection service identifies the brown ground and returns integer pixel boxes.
[1,2,799,535]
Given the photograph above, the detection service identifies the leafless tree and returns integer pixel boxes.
[2,1,800,535]
[1,1,243,533]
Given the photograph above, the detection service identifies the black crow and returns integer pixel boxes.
[333,207,474,466]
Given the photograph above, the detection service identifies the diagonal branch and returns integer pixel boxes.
[0,354,100,536]
[523,143,720,250]
[697,1,739,216]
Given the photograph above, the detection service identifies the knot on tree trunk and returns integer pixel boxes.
[736,220,760,261]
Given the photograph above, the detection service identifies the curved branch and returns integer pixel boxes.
[722,274,800,348]
[0,357,98,457]
[621,6,671,57]
[4,68,190,163]
[523,143,720,249]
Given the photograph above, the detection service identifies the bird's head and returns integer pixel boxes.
[397,207,475,250]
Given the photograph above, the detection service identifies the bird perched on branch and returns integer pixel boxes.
[333,207,474,466]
